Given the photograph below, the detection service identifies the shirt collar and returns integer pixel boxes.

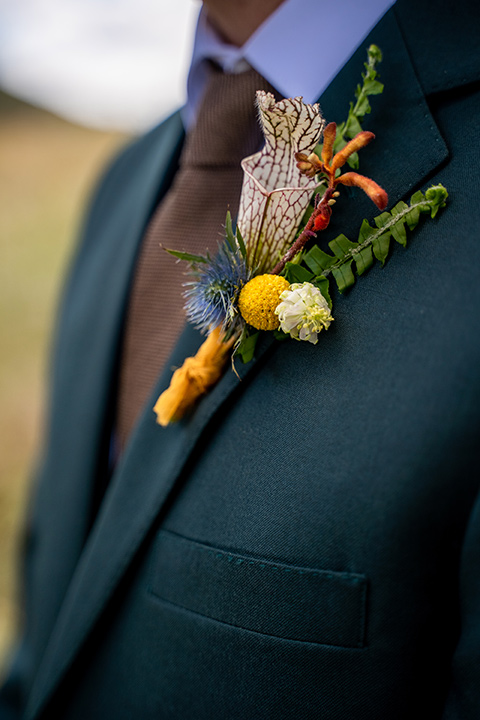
[184,0,396,129]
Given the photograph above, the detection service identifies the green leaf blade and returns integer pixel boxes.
[166,248,208,264]
[224,210,236,252]
[405,193,424,229]
[303,244,336,274]
[329,234,358,259]
[372,232,391,265]
[235,225,247,259]
[344,115,363,138]
[346,151,360,169]
[358,219,376,243]
[390,202,410,246]
[373,211,392,230]
[391,222,408,247]
[332,261,355,293]
[284,262,314,284]
[355,246,374,275]
[235,331,259,364]
[363,79,384,95]
[354,95,371,116]
[313,275,332,308]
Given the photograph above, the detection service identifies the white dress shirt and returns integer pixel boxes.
[183,0,396,129]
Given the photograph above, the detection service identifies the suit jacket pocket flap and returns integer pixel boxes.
[149,531,367,648]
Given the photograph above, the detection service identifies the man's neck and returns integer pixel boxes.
[202,0,285,46]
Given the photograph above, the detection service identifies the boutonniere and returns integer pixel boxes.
[154,46,448,426]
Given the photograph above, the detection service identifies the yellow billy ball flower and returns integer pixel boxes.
[238,274,290,331]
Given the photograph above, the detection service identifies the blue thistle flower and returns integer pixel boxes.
[184,242,251,335]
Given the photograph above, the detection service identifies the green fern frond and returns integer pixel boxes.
[314,44,384,171]
[294,184,448,294]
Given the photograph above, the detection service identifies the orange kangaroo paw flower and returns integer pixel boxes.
[330,131,375,173]
[336,171,388,210]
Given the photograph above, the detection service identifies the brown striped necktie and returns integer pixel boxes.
[116,64,280,447]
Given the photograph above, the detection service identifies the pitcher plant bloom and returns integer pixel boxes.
[238,91,326,274]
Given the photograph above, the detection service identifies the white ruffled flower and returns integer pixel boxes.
[275,282,333,344]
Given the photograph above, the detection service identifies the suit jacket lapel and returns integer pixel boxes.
[27,10,451,718]
[25,110,184,713]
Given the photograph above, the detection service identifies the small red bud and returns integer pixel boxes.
[313,204,332,232]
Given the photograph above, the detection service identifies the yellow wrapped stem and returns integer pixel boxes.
[153,326,234,427]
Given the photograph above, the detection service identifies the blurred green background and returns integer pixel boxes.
[0,91,128,673]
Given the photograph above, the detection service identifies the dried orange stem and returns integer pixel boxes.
[153,327,235,426]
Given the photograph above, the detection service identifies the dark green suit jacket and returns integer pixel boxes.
[1,1,480,717]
